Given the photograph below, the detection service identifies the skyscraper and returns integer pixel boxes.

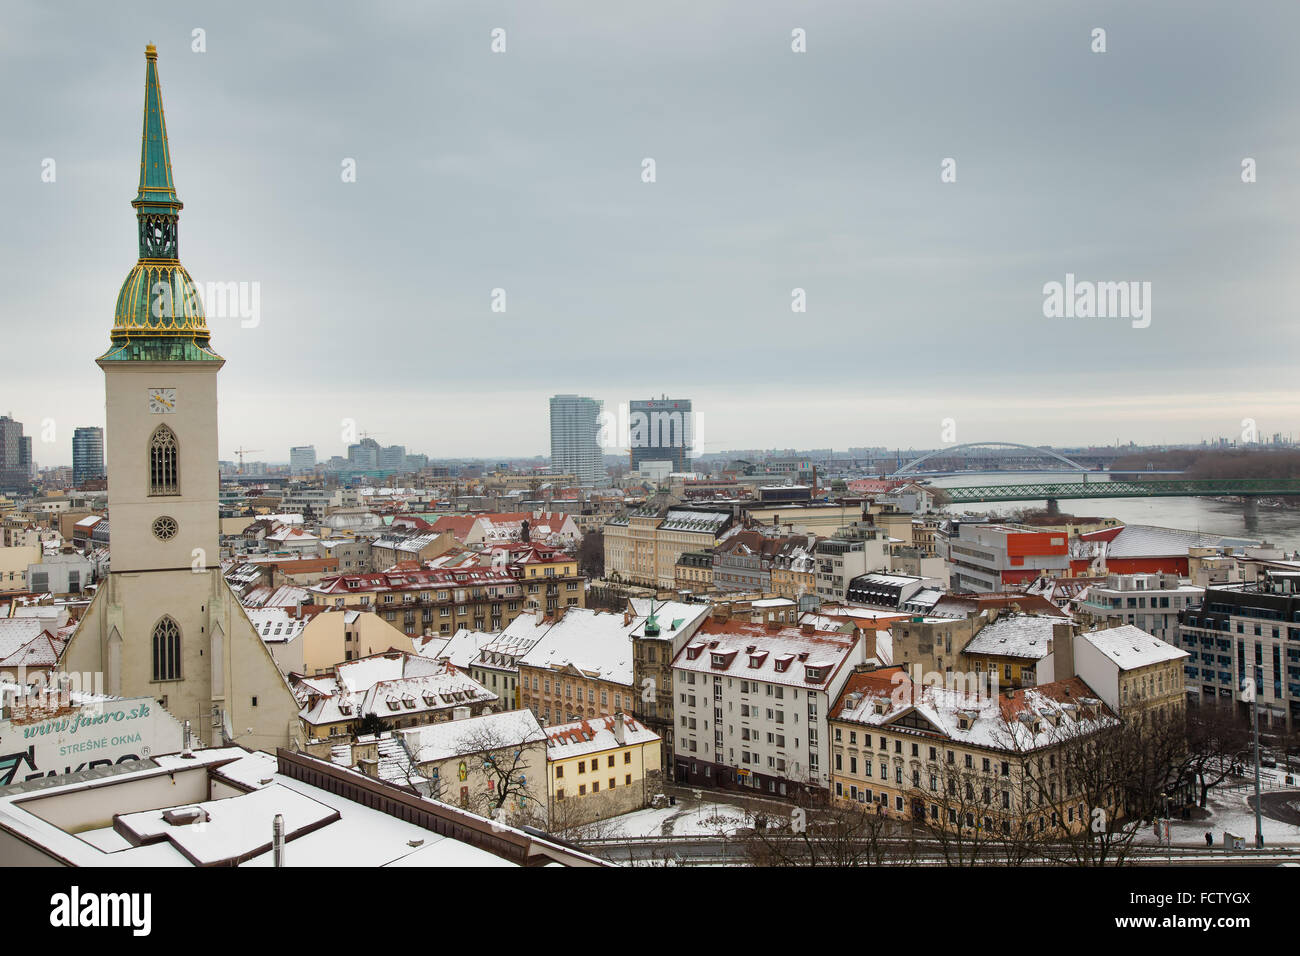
[347,437,380,470]
[72,426,106,485]
[629,396,693,473]
[290,444,317,474]
[549,394,604,485]
[0,415,33,493]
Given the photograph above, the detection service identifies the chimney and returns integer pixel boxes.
[800,622,815,635]
[624,608,633,626]
[1052,622,1076,681]
[613,712,627,746]
[273,813,286,868]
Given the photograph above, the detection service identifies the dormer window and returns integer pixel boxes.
[805,666,822,682]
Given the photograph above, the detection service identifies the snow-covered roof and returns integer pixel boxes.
[673,620,861,691]
[514,608,640,686]
[0,747,521,867]
[246,607,312,644]
[241,584,313,609]
[545,713,659,760]
[417,628,500,670]
[300,667,497,729]
[833,671,1116,752]
[400,709,546,764]
[627,599,712,641]
[659,509,731,533]
[961,614,1060,660]
[1079,625,1189,670]
[1077,524,1259,559]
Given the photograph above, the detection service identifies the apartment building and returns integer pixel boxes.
[628,598,714,771]
[310,566,526,636]
[959,612,1061,689]
[671,618,866,797]
[674,549,714,594]
[549,394,604,485]
[711,529,799,594]
[1077,572,1203,645]
[295,651,498,740]
[514,607,643,725]
[369,529,458,569]
[604,507,733,588]
[479,542,586,616]
[318,536,373,572]
[1046,624,1188,721]
[829,669,1118,834]
[431,511,581,547]
[770,534,819,599]
[547,713,662,824]
[468,634,540,709]
[814,523,890,601]
[1178,568,1300,729]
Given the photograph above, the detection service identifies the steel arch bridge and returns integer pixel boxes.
[889,442,1088,477]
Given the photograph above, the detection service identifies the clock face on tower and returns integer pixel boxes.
[148,388,177,414]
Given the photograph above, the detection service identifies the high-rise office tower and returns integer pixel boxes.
[73,426,106,484]
[290,445,317,474]
[0,416,33,492]
[549,394,604,485]
[629,396,693,473]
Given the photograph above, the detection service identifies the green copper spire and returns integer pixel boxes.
[133,43,181,219]
[100,45,221,364]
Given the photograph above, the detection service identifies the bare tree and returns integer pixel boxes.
[405,720,546,827]
[577,528,604,579]
[1175,699,1253,807]
[547,790,627,843]
[741,794,906,867]
[995,704,1189,866]
[912,756,1042,866]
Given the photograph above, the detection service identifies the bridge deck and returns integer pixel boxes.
[945,478,1300,503]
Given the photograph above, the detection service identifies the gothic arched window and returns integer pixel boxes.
[149,425,179,496]
[152,616,182,681]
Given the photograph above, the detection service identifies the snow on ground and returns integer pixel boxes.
[1134,784,1300,847]
[583,801,754,840]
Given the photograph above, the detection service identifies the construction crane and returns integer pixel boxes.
[233,447,263,475]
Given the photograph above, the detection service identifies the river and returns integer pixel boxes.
[928,471,1300,553]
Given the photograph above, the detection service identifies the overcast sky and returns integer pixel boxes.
[4,0,1300,466]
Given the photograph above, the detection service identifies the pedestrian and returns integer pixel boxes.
[1204,831,1213,847]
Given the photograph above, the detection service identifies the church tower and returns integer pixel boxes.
[62,46,300,752]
